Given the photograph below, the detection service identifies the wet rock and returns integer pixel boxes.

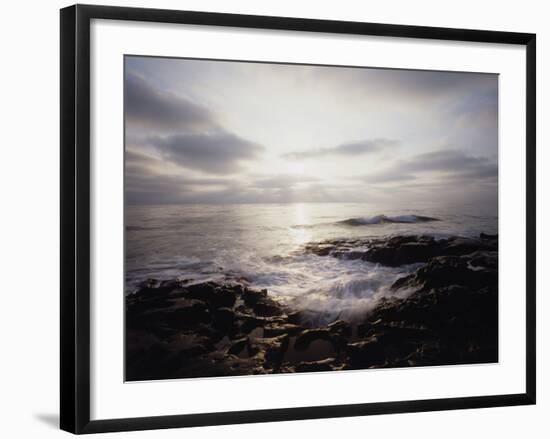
[415,255,497,291]
[211,286,238,308]
[441,237,493,256]
[303,243,335,256]
[179,351,267,378]
[159,278,191,291]
[239,315,266,334]
[227,337,248,356]
[168,299,211,326]
[127,298,211,332]
[242,288,268,306]
[366,260,498,368]
[264,323,303,337]
[212,307,235,332]
[347,337,386,367]
[308,233,497,267]
[133,278,161,297]
[126,343,180,381]
[295,358,336,373]
[248,335,290,370]
[469,251,498,270]
[183,282,237,309]
[253,297,283,316]
[327,319,352,336]
[365,241,437,266]
[126,236,499,380]
[286,311,303,325]
[196,323,225,343]
[294,329,333,350]
[332,250,365,260]
[167,333,214,358]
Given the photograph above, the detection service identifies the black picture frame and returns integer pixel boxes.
[60,4,536,434]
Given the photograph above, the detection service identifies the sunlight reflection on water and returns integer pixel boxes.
[125,202,497,322]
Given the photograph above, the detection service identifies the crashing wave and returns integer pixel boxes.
[338,214,440,226]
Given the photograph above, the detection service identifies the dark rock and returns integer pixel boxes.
[196,324,225,343]
[168,333,214,358]
[303,243,335,256]
[295,358,336,373]
[253,297,283,316]
[170,299,210,324]
[227,337,248,356]
[469,251,498,270]
[307,233,497,267]
[126,343,181,381]
[327,320,352,336]
[212,307,235,332]
[441,237,492,256]
[359,235,438,266]
[365,241,436,266]
[333,250,364,260]
[294,329,333,350]
[239,315,266,334]
[126,235,498,380]
[211,286,238,308]
[242,288,268,306]
[347,337,386,367]
[390,274,415,290]
[128,299,211,331]
[287,311,303,325]
[248,335,290,370]
[364,254,498,368]
[416,255,497,290]
[264,323,303,337]
[159,278,190,291]
[184,282,237,308]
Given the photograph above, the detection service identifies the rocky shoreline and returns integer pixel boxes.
[126,233,498,381]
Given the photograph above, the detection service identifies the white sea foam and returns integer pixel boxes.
[218,251,421,324]
[125,203,497,322]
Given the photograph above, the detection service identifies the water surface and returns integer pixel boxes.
[126,202,497,322]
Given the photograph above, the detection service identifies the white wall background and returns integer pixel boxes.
[0,0,546,437]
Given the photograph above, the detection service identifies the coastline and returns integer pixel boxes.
[126,233,498,381]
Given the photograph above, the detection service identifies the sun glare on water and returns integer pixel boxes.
[289,203,311,246]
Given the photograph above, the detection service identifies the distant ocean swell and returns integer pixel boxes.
[292,214,440,229]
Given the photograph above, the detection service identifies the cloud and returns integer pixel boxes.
[283,138,399,160]
[125,71,264,175]
[124,57,497,208]
[362,173,417,184]
[360,149,497,185]
[125,150,238,204]
[315,67,497,106]
[403,150,497,178]
[250,174,319,189]
[125,71,215,132]
[143,132,263,174]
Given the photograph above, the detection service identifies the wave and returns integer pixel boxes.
[338,214,440,226]
[291,214,440,230]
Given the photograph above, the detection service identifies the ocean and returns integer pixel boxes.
[125,202,497,323]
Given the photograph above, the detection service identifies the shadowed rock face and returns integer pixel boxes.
[305,234,497,266]
[126,233,498,381]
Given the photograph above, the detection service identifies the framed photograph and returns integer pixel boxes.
[60,4,536,434]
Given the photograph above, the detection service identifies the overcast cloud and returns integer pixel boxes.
[125,56,498,209]
[283,138,400,160]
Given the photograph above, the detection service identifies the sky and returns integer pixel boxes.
[125,56,498,209]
